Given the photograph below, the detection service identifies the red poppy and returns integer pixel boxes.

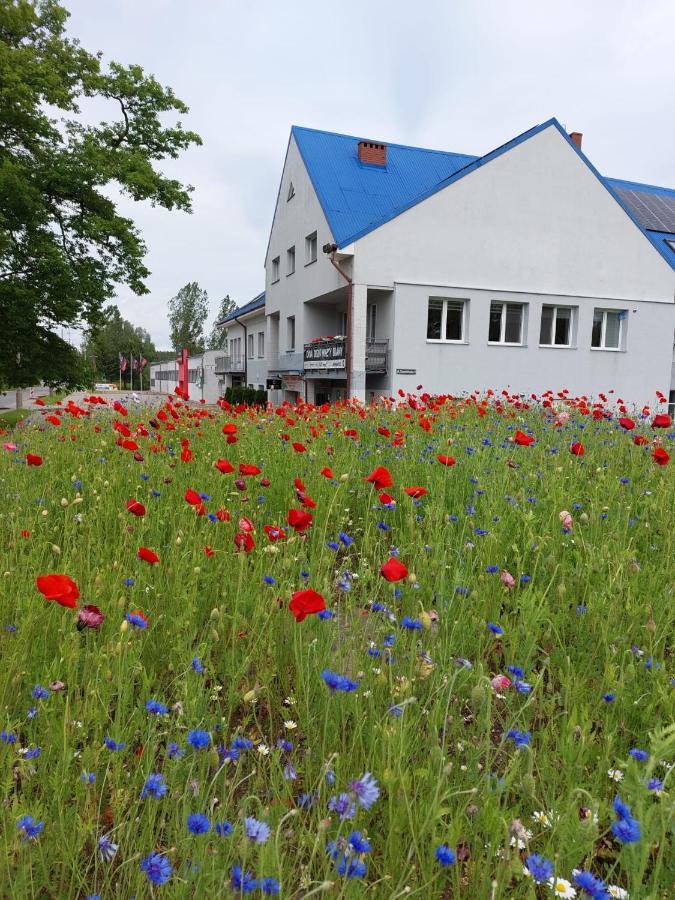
[222,423,237,435]
[215,458,234,474]
[437,454,456,466]
[652,447,670,465]
[513,431,535,446]
[216,507,231,522]
[137,547,159,564]
[76,604,105,630]
[292,442,307,453]
[365,466,393,490]
[185,489,201,506]
[570,442,584,456]
[238,516,254,533]
[239,464,262,477]
[289,588,326,622]
[21,529,30,538]
[126,499,146,517]
[287,508,313,532]
[380,557,408,582]
[36,574,80,608]
[180,448,193,463]
[404,486,427,499]
[652,414,671,428]
[26,453,43,466]
[204,545,215,557]
[377,426,391,437]
[234,532,255,553]
[379,491,396,505]
[633,435,649,446]
[264,525,287,541]
[33,398,45,407]
[618,417,635,430]
[320,466,334,479]
[46,415,61,426]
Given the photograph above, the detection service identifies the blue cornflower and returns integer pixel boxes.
[186,729,210,750]
[401,616,422,630]
[81,772,96,785]
[487,622,504,635]
[435,844,456,866]
[98,834,119,861]
[31,685,50,700]
[126,612,147,629]
[300,570,310,579]
[388,704,404,716]
[244,816,271,844]
[348,831,372,853]
[1,730,17,744]
[368,647,381,657]
[140,773,168,799]
[338,531,353,546]
[4,624,17,633]
[611,815,641,843]
[258,877,281,895]
[325,769,336,785]
[520,574,531,583]
[27,707,38,720]
[152,490,161,498]
[506,728,531,749]
[383,633,396,647]
[514,680,532,694]
[140,852,173,886]
[123,578,135,587]
[454,586,469,595]
[263,576,275,585]
[145,698,169,716]
[328,792,356,821]
[485,565,499,574]
[231,865,256,894]
[647,778,663,793]
[283,762,297,780]
[573,869,609,898]
[191,656,204,674]
[187,813,210,835]
[377,521,390,531]
[215,821,233,837]
[220,746,239,762]
[167,741,184,759]
[474,528,489,536]
[17,815,44,842]
[524,854,553,884]
[321,669,359,693]
[297,791,317,809]
[327,541,340,551]
[602,693,616,703]
[336,856,367,878]
[231,737,253,751]
[507,665,525,678]
[317,609,334,619]
[104,736,125,752]
[276,738,293,752]
[140,473,150,481]
[23,746,41,759]
[629,748,648,761]
[349,772,380,809]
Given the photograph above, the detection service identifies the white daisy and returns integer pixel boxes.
[532,810,552,827]
[283,720,297,730]
[608,887,629,899]
[548,876,577,897]
[256,743,270,756]
[607,768,624,782]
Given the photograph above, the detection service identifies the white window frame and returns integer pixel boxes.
[247,334,254,359]
[426,297,467,343]
[488,301,525,346]
[591,308,625,352]
[287,246,295,276]
[271,257,280,283]
[305,231,317,265]
[287,315,295,350]
[257,331,265,358]
[367,304,377,341]
[539,305,575,348]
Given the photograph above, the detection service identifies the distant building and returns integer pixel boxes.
[214,292,267,393]
[150,349,222,403]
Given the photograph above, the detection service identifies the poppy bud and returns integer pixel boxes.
[60,498,69,507]
[210,608,220,621]
[234,479,246,491]
[120,620,128,633]
[51,544,61,555]
[243,689,257,703]
[210,629,219,642]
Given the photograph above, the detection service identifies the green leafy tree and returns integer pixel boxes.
[82,305,156,389]
[168,281,208,354]
[206,294,237,350]
[0,0,201,405]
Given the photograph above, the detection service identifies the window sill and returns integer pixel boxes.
[487,341,527,348]
[286,272,295,278]
[538,343,576,350]
[304,259,317,268]
[426,339,469,345]
[590,346,625,353]
[271,278,280,285]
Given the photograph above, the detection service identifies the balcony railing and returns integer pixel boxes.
[268,351,305,373]
[214,355,245,374]
[303,338,388,375]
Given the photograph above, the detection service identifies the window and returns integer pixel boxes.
[591,309,625,350]
[247,334,254,358]
[669,389,675,420]
[367,304,377,341]
[271,257,280,282]
[539,305,574,347]
[257,331,265,357]
[488,302,524,344]
[426,298,466,342]
[287,246,295,276]
[287,315,295,350]
[305,231,317,265]
[287,181,295,201]
[339,311,348,336]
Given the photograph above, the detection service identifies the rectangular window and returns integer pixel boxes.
[247,334,254,358]
[272,257,280,282]
[257,331,265,357]
[287,246,295,276]
[305,231,317,265]
[426,298,466,342]
[539,305,573,346]
[367,304,377,340]
[591,309,625,350]
[488,301,524,344]
[287,315,295,350]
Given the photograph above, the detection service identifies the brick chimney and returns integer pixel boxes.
[358,140,387,167]
[569,132,583,150]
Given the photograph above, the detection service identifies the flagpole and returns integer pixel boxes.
[118,353,121,391]
[130,351,133,392]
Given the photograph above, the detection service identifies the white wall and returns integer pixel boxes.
[353,125,675,303]
[150,350,222,403]
[390,282,675,408]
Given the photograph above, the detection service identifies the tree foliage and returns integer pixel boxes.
[82,305,156,388]
[206,294,236,349]
[0,0,201,389]
[168,281,208,354]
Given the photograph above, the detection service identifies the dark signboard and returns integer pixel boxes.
[304,340,346,370]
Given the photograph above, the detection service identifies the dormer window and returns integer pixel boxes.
[287,181,295,201]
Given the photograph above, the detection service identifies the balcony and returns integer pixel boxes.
[303,338,388,375]
[214,355,245,374]
[268,351,305,373]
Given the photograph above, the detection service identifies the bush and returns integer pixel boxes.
[223,386,268,406]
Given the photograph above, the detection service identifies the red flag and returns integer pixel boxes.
[119,353,128,373]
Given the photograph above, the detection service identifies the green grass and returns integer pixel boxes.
[0,396,672,899]
[0,408,32,429]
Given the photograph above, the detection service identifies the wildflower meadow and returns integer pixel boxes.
[0,390,673,899]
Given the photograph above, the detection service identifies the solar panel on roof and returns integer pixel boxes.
[613,187,675,232]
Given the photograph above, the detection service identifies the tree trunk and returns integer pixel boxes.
[15,388,23,410]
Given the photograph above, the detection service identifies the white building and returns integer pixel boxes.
[214,292,268,393]
[262,118,675,410]
[150,349,223,403]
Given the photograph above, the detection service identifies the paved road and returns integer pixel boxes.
[0,387,51,411]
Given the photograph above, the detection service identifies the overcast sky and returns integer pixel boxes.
[63,0,675,349]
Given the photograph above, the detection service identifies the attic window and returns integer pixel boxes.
[287,181,295,201]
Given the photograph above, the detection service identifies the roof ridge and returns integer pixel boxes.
[291,124,477,160]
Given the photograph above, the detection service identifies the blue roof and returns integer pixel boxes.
[218,291,265,325]
[291,122,675,270]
